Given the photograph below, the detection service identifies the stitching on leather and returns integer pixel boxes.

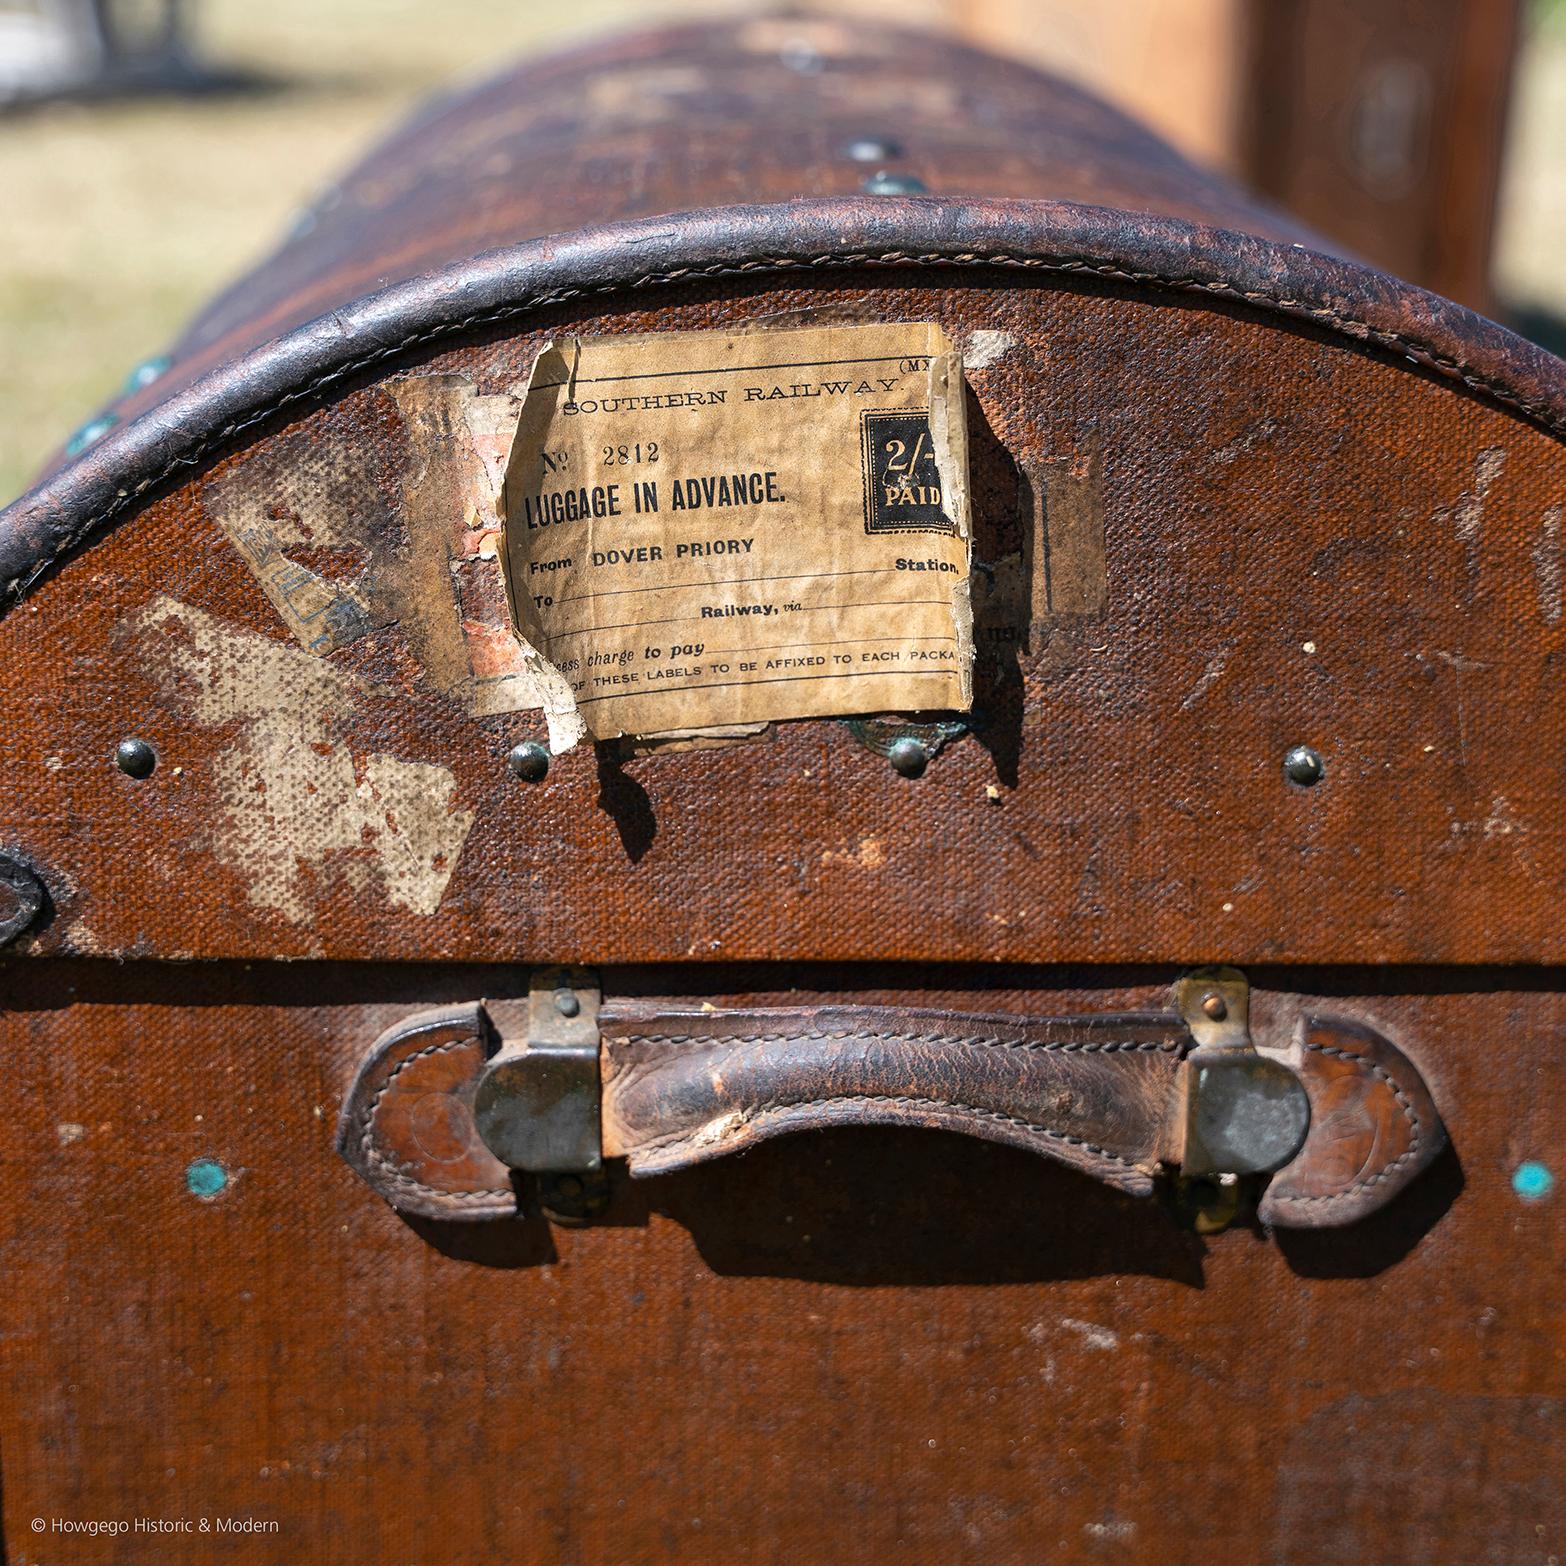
[641,1091,1144,1170]
[1267,1038,1423,1205]
[357,1034,510,1203]
[9,245,1563,602]
[619,1028,1181,1054]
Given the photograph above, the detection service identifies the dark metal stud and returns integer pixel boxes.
[887,736,929,777]
[474,972,601,1179]
[1188,1055,1311,1176]
[1172,1172,1242,1235]
[115,737,156,779]
[843,715,967,768]
[1201,991,1228,1022]
[0,854,46,946]
[536,1168,611,1225]
[1282,745,1325,787]
[862,170,927,195]
[846,137,901,163]
[507,741,550,783]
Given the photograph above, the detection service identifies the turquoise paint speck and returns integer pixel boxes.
[123,355,170,394]
[186,1158,228,1199]
[1513,1161,1553,1201]
[65,414,117,456]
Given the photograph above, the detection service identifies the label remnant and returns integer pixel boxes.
[500,322,972,747]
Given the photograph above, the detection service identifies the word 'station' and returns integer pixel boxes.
[499,322,973,746]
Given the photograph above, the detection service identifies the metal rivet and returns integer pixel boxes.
[507,741,550,782]
[846,137,901,163]
[65,414,117,457]
[115,737,156,779]
[1201,991,1228,1021]
[123,355,171,395]
[554,989,581,1018]
[0,854,46,947]
[862,170,927,196]
[887,737,929,777]
[1283,745,1325,786]
[1176,1172,1242,1235]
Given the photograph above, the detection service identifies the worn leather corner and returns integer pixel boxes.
[1259,1013,1447,1229]
[336,1002,516,1222]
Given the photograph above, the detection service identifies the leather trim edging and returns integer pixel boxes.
[4,197,1564,612]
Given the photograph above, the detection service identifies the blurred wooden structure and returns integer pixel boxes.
[838,0,1522,312]
[1238,0,1521,313]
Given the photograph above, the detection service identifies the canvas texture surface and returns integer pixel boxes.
[0,17,1562,1564]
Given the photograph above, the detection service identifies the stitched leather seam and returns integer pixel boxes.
[357,1034,510,1203]
[10,245,1562,602]
[619,1028,1181,1053]
[643,1091,1144,1169]
[1267,1039,1422,1204]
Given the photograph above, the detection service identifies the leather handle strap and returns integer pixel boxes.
[598,1005,1186,1191]
[336,997,1445,1231]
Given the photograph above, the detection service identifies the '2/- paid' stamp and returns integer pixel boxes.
[861,409,958,535]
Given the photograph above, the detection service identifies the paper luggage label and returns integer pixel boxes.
[499,321,973,748]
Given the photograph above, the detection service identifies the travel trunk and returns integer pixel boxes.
[0,17,1562,1563]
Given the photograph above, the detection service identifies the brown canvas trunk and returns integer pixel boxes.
[0,17,1562,1564]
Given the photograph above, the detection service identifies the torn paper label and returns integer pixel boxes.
[499,321,972,746]
[386,375,581,736]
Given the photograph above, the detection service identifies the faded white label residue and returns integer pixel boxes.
[1534,504,1563,626]
[388,374,572,729]
[1433,446,1506,573]
[136,596,474,925]
[204,452,378,656]
[962,329,1017,369]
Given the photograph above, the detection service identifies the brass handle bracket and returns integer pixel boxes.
[473,967,608,1223]
[1171,966,1312,1230]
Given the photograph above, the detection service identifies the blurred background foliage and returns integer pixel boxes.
[0,0,1561,502]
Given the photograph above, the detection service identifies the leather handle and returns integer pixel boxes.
[599,1005,1187,1193]
[337,994,1445,1231]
